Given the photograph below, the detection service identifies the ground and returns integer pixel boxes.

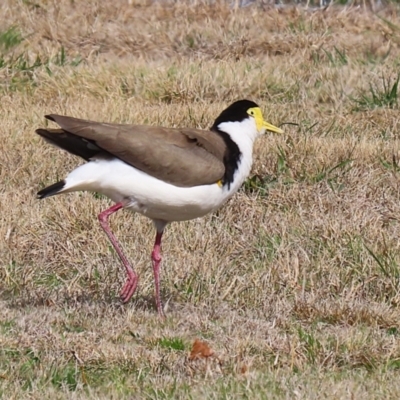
[2,0,400,398]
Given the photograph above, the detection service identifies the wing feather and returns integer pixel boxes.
[42,114,227,187]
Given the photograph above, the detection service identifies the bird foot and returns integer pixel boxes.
[156,300,165,318]
[120,276,138,303]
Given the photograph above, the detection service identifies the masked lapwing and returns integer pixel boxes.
[36,100,283,316]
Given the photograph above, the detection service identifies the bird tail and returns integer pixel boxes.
[37,180,66,199]
[36,128,100,161]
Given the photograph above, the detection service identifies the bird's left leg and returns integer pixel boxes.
[98,202,138,303]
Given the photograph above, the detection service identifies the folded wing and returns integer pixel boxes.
[37,114,227,188]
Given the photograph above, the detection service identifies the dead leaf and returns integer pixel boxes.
[189,339,214,360]
[240,364,248,374]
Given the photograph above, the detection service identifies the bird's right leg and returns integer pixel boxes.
[98,202,138,303]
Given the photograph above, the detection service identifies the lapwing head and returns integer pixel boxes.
[211,99,283,140]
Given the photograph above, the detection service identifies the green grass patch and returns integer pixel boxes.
[157,337,186,351]
[351,74,400,111]
[0,26,23,52]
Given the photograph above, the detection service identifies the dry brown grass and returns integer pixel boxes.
[2,0,400,398]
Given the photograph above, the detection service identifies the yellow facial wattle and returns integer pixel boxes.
[247,107,283,134]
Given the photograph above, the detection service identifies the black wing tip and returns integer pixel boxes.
[35,128,50,137]
[37,180,66,199]
[45,114,56,122]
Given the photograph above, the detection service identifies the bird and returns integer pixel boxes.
[36,99,283,316]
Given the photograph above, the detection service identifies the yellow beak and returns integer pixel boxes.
[263,120,284,134]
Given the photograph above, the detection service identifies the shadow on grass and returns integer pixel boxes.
[0,284,175,315]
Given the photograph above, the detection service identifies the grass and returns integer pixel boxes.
[351,74,400,110]
[2,0,400,398]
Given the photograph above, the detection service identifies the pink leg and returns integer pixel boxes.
[98,203,138,303]
[152,230,164,317]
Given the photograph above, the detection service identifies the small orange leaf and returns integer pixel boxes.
[44,299,55,307]
[189,339,214,360]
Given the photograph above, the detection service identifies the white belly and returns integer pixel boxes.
[63,158,248,222]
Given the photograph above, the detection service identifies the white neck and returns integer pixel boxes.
[217,119,261,195]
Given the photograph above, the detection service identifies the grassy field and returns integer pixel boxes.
[2,0,400,398]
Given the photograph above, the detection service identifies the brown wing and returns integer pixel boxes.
[42,114,227,187]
